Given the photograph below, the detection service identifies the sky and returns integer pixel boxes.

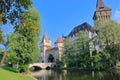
[33,0,120,47]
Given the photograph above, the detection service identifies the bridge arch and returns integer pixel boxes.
[46,66,51,70]
[30,66,42,71]
[29,63,55,70]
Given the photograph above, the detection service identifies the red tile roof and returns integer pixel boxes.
[55,38,63,43]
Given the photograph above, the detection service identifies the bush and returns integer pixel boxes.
[29,67,35,72]
[56,61,64,68]
[18,65,28,73]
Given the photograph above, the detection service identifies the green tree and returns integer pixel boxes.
[10,8,40,72]
[0,0,32,46]
[75,31,90,68]
[0,34,11,65]
[0,0,32,25]
[63,31,91,68]
[95,20,120,67]
[63,37,74,67]
[0,0,33,66]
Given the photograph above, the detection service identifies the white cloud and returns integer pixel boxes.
[113,8,120,23]
[115,10,120,18]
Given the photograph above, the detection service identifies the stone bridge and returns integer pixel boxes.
[29,63,55,69]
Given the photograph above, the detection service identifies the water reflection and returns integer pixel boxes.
[31,70,120,80]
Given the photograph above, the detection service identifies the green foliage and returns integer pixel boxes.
[114,66,120,69]
[92,53,102,63]
[56,61,64,68]
[0,34,12,65]
[18,64,28,73]
[5,50,19,65]
[91,51,115,70]
[63,20,120,69]
[63,31,91,68]
[94,20,120,69]
[29,67,35,72]
[5,8,40,72]
[95,20,120,49]
[92,53,102,69]
[0,0,34,66]
[0,0,32,25]
[0,0,40,72]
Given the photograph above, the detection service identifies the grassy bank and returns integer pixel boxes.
[114,66,120,70]
[0,67,34,80]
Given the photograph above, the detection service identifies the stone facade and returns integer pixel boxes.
[40,32,63,63]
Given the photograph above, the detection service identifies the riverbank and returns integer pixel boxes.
[0,67,34,80]
[51,66,120,71]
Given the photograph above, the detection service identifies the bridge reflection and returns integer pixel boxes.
[31,70,67,80]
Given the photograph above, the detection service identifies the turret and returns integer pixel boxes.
[93,0,111,22]
[55,38,63,61]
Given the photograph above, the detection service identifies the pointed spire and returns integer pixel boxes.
[41,31,50,43]
[44,32,49,40]
[96,0,111,11]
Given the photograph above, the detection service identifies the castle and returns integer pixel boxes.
[39,0,111,63]
[40,32,63,62]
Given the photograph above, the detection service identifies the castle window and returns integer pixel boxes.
[99,7,104,10]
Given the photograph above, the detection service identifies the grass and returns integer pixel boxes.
[114,66,120,69]
[0,66,19,73]
[0,67,34,80]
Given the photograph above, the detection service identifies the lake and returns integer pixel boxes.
[31,69,120,80]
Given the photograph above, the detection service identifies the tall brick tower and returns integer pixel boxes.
[93,0,111,22]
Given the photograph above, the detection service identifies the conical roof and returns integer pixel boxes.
[41,32,50,43]
[96,0,111,11]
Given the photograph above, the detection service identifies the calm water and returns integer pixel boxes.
[31,69,120,80]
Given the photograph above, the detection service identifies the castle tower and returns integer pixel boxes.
[40,32,51,62]
[93,0,111,22]
[55,38,63,61]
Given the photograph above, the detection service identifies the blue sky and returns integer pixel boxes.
[33,0,120,47]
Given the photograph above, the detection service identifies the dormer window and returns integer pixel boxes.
[99,7,104,10]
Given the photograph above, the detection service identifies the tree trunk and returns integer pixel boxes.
[0,48,7,65]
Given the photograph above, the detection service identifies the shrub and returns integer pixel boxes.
[18,65,28,73]
[56,61,64,68]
